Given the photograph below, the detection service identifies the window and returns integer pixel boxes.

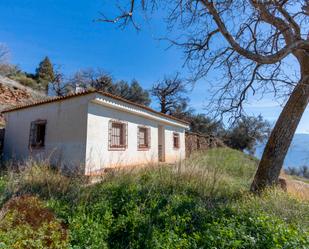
[138,126,150,150]
[173,133,180,149]
[109,120,127,150]
[29,120,47,149]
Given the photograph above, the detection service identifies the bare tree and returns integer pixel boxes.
[0,43,9,64]
[100,0,309,192]
[151,73,189,114]
[69,68,115,92]
[49,66,69,96]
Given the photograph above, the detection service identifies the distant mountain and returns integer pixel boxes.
[256,133,309,168]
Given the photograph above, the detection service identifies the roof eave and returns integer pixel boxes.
[91,96,190,129]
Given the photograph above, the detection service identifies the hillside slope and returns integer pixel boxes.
[0,148,308,248]
[0,76,46,126]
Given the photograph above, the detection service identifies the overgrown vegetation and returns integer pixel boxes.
[0,148,308,248]
[0,196,68,249]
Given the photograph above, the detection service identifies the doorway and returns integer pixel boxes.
[158,125,165,162]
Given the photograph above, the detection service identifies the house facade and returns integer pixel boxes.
[2,91,189,174]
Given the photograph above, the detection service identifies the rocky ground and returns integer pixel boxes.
[0,76,46,127]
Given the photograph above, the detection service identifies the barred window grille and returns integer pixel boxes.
[29,120,47,149]
[173,132,180,149]
[138,126,151,149]
[109,120,127,149]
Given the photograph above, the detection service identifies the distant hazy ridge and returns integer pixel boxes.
[256,133,309,168]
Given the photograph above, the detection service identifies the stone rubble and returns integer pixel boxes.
[0,76,46,126]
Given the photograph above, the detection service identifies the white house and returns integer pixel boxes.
[2,90,189,175]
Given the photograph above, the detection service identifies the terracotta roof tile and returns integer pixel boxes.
[2,90,190,125]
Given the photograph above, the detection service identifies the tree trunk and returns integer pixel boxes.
[251,60,309,192]
[161,97,167,114]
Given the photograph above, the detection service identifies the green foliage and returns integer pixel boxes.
[0,196,68,249]
[224,115,271,154]
[0,63,42,90]
[35,56,55,92]
[1,149,308,248]
[10,74,39,89]
[69,68,151,106]
[50,172,308,248]
[189,113,224,136]
[0,176,7,205]
[113,79,151,106]
[123,79,151,106]
[236,189,309,228]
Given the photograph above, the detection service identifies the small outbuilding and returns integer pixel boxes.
[2,90,189,174]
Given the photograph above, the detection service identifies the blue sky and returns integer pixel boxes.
[0,0,308,133]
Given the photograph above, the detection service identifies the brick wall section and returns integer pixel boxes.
[185,131,225,157]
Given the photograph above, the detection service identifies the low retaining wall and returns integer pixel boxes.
[185,131,225,157]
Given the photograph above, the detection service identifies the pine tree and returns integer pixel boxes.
[36,56,55,93]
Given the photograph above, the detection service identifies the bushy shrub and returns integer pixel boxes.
[0,196,68,249]
[10,74,39,89]
[0,175,7,205]
[58,174,308,249]
[236,188,309,228]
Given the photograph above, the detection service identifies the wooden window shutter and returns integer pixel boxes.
[108,120,112,149]
[137,127,140,149]
[173,132,180,149]
[125,122,128,148]
[28,120,47,150]
[28,121,36,149]
[147,127,151,149]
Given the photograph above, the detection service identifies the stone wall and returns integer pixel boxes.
[185,131,225,157]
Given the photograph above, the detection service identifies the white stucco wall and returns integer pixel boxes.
[3,94,94,172]
[85,94,187,174]
[86,102,159,173]
[4,92,188,175]
[164,125,186,163]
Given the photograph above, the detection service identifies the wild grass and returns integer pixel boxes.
[0,148,308,248]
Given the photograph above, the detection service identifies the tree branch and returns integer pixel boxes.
[201,0,307,64]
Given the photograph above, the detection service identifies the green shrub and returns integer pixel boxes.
[0,196,68,249]
[235,188,309,228]
[60,175,308,248]
[0,176,6,193]
[1,149,308,248]
[0,175,7,206]
[10,74,39,89]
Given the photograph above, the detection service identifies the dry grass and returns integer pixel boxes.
[280,171,309,201]
[2,159,85,204]
[285,179,309,201]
